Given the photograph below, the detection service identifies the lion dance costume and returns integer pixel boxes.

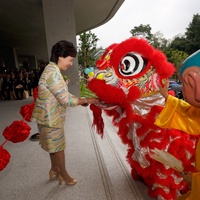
[87,38,199,200]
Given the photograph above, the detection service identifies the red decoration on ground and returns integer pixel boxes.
[20,103,35,122]
[0,85,36,171]
[3,120,31,143]
[33,86,38,100]
[0,146,11,171]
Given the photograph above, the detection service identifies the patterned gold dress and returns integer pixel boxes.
[31,62,79,153]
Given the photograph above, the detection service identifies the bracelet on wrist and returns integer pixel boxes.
[83,97,88,103]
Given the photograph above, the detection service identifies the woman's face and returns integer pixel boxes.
[58,56,74,71]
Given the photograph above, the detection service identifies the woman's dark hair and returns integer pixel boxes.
[50,40,77,64]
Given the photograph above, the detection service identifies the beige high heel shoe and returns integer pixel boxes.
[58,174,77,185]
[49,170,59,181]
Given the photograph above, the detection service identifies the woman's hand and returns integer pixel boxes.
[87,98,100,104]
[178,171,193,185]
[159,79,169,100]
[78,98,100,106]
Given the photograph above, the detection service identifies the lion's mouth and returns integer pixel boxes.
[93,69,119,86]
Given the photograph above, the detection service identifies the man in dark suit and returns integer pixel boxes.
[38,62,45,78]
[15,73,25,100]
[2,74,13,100]
[28,73,35,95]
[23,73,32,96]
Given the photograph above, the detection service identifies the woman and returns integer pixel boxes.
[31,40,99,185]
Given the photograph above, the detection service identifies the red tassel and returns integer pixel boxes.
[117,117,130,144]
[90,104,104,138]
[131,167,141,180]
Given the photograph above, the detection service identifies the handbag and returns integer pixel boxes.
[23,90,29,99]
[16,84,23,89]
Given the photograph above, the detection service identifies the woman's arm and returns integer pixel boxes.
[46,71,78,107]
[77,97,100,106]
[46,70,99,107]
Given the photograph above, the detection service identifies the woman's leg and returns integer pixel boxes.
[53,150,73,183]
[49,153,60,174]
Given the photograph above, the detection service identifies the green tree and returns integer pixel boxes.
[130,24,169,51]
[166,49,188,71]
[169,35,188,52]
[185,13,200,54]
[130,24,152,42]
[78,31,99,69]
[151,31,168,51]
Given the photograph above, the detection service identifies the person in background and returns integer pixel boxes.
[22,68,27,77]
[14,68,19,78]
[31,40,99,186]
[5,67,9,74]
[28,73,34,96]
[2,74,13,100]
[23,73,32,96]
[155,50,200,200]
[15,73,25,100]
[10,72,17,90]
[38,62,46,78]
[1,70,6,79]
[28,69,34,75]
[19,68,23,74]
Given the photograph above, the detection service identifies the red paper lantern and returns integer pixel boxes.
[0,146,11,171]
[3,120,31,143]
[20,103,35,122]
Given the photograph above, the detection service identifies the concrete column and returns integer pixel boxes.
[42,0,80,97]
[13,48,19,69]
[29,55,38,69]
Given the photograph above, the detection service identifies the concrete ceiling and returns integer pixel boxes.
[0,0,124,61]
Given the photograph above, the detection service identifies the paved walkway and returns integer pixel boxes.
[0,97,155,200]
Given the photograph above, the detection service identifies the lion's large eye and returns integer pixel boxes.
[118,53,148,77]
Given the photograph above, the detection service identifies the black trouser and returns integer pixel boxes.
[0,90,6,99]
[27,84,32,96]
[2,89,11,100]
[15,88,24,99]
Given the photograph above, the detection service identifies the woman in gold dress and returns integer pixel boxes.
[31,40,99,185]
